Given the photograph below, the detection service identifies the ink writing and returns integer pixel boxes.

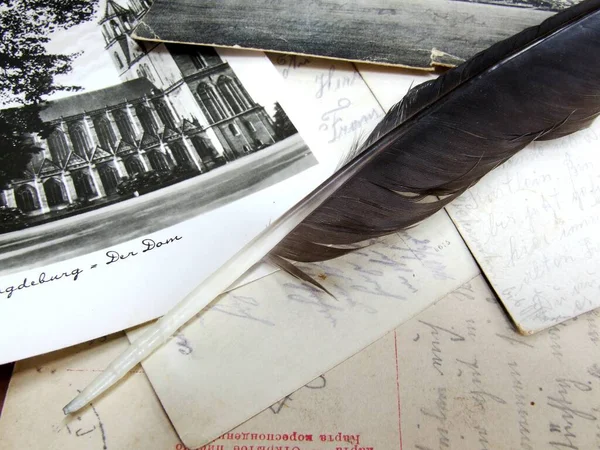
[106,235,183,265]
[0,267,83,299]
[0,234,183,299]
[319,98,380,144]
[275,54,310,79]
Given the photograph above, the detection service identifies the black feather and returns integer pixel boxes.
[265,254,335,297]
[271,0,600,263]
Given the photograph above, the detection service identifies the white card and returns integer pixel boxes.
[0,3,330,364]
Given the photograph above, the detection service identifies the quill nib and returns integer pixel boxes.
[63,399,82,415]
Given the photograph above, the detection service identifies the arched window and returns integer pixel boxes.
[135,104,159,135]
[136,63,155,83]
[98,164,119,195]
[113,109,136,143]
[68,122,92,158]
[47,129,70,165]
[191,136,219,162]
[191,53,206,70]
[94,116,117,150]
[217,76,252,115]
[245,121,256,132]
[148,151,169,171]
[15,185,39,212]
[154,99,177,130]
[114,52,124,69]
[72,170,97,199]
[228,123,240,136]
[196,83,227,123]
[125,157,144,176]
[43,178,67,207]
[169,142,192,169]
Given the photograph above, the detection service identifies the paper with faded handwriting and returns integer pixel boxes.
[446,122,600,334]
[128,216,479,448]
[210,274,600,450]
[4,274,598,450]
[128,217,478,448]
[357,63,600,333]
[123,58,479,448]
[396,275,600,450]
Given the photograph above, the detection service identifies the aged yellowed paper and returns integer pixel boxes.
[3,274,598,450]
[0,335,180,449]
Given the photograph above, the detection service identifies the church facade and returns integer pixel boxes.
[0,0,277,217]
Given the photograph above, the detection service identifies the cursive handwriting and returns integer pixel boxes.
[419,320,465,376]
[275,54,311,79]
[508,361,534,450]
[106,235,182,265]
[447,123,600,330]
[456,357,507,410]
[211,294,275,326]
[314,65,361,99]
[418,387,450,449]
[319,98,380,144]
[547,378,597,450]
[0,267,83,299]
[175,332,193,355]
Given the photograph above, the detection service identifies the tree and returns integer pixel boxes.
[272,102,298,141]
[0,0,99,187]
[0,106,52,189]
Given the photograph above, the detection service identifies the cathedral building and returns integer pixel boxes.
[0,0,277,217]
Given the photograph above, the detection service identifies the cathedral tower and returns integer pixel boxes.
[99,0,147,78]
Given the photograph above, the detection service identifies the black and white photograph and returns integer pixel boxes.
[134,0,581,68]
[0,0,317,273]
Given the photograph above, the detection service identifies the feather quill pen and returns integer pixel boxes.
[64,0,600,413]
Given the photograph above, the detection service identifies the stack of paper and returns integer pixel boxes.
[2,275,598,449]
[0,0,599,447]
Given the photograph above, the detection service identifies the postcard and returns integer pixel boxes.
[132,0,575,69]
[0,1,327,363]
[127,216,480,447]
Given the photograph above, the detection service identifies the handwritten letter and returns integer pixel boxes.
[397,275,600,450]
[447,123,600,333]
